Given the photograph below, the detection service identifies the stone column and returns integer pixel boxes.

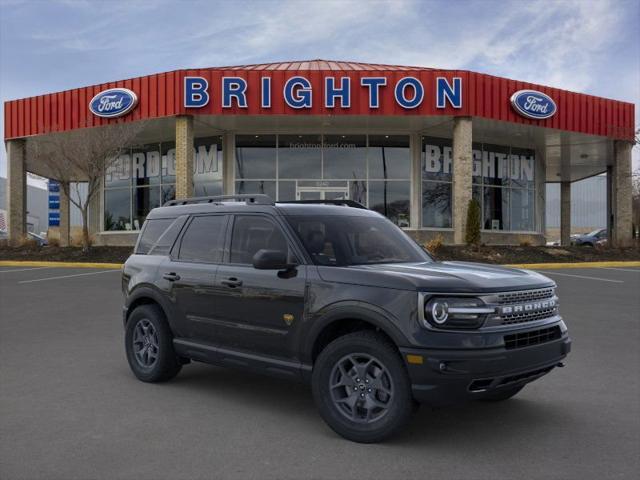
[175,115,194,199]
[409,133,422,229]
[560,181,571,246]
[6,139,27,245]
[610,141,633,247]
[452,117,473,244]
[222,133,235,195]
[59,182,71,247]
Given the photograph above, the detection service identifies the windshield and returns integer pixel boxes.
[286,215,431,266]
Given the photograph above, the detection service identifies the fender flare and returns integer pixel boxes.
[300,301,410,364]
[125,285,178,332]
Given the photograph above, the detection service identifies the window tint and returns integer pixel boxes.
[286,215,429,266]
[148,216,187,255]
[136,218,174,254]
[178,215,227,263]
[230,216,289,264]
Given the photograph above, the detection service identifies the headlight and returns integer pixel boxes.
[422,296,495,329]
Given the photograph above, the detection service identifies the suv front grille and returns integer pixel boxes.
[504,326,561,350]
[496,287,558,325]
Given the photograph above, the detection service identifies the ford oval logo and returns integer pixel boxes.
[89,88,138,118]
[510,89,556,120]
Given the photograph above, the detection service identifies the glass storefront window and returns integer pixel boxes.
[235,135,276,179]
[132,143,161,187]
[322,135,366,180]
[510,188,535,231]
[236,180,277,200]
[194,136,223,197]
[161,142,176,184]
[105,153,131,188]
[369,181,410,227]
[369,135,410,179]
[133,186,160,229]
[422,137,452,182]
[104,188,131,231]
[483,186,509,230]
[422,136,537,232]
[422,181,452,228]
[278,134,322,179]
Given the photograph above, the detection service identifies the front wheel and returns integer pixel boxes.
[312,331,414,443]
[125,304,182,383]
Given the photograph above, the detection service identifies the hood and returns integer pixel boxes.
[316,261,554,293]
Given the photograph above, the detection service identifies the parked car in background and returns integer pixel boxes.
[571,229,607,247]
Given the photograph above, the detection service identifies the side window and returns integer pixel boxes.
[148,216,187,255]
[230,216,289,264]
[136,218,174,254]
[178,215,227,263]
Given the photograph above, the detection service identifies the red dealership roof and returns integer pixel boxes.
[3,59,635,141]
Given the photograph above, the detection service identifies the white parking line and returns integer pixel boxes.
[598,267,640,273]
[0,266,54,273]
[539,271,624,283]
[18,269,120,284]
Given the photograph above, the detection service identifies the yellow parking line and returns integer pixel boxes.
[0,260,123,269]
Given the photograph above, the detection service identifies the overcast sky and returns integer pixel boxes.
[1,0,638,181]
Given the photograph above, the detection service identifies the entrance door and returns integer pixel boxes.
[295,185,349,201]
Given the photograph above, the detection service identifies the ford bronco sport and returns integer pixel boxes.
[122,194,570,443]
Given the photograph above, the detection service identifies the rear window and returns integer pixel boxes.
[178,215,228,263]
[136,217,185,255]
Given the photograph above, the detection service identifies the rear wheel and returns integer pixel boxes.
[479,385,524,401]
[312,331,413,443]
[125,304,182,383]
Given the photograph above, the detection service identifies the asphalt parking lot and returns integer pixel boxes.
[1,265,639,480]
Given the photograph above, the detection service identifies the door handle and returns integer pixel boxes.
[162,272,181,281]
[221,277,243,288]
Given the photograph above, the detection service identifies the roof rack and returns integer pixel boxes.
[163,194,275,207]
[277,199,367,209]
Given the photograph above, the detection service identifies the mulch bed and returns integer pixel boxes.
[1,244,638,265]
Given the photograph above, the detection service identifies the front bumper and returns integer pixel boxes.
[400,333,571,405]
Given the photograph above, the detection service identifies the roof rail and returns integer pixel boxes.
[277,199,367,209]
[163,194,275,207]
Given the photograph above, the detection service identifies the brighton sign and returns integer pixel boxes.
[89,88,138,118]
[510,89,557,120]
[183,76,464,110]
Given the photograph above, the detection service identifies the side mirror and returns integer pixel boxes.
[252,249,295,270]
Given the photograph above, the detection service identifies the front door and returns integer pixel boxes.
[208,214,307,359]
[296,182,349,201]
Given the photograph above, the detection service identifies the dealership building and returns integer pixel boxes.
[3,60,636,246]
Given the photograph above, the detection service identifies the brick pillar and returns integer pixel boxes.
[610,141,633,247]
[452,117,473,244]
[59,181,71,247]
[6,139,27,245]
[560,181,571,246]
[409,133,422,229]
[222,133,235,195]
[175,115,194,200]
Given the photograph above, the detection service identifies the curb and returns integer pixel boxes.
[0,260,123,269]
[1,260,639,270]
[505,261,640,269]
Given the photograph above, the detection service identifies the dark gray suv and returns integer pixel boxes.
[122,195,570,443]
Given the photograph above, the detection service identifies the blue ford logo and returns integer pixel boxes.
[89,88,138,118]
[510,89,556,120]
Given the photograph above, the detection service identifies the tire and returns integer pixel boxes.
[125,304,182,383]
[479,385,524,402]
[312,331,414,443]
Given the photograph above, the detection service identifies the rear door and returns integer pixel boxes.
[160,214,229,341]
[210,214,307,359]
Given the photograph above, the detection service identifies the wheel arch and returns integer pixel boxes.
[303,303,409,366]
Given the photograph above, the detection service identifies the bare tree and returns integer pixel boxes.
[27,122,143,251]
